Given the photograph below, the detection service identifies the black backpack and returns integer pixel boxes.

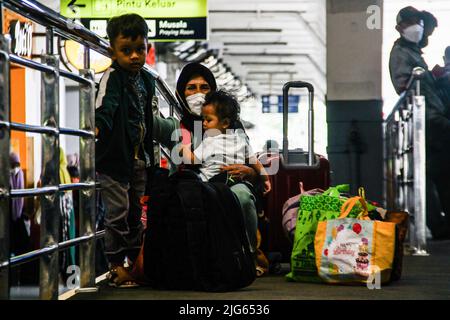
[143,169,256,292]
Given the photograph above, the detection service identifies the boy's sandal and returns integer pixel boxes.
[256,266,267,277]
[108,266,139,288]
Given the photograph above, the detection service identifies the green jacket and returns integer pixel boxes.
[95,62,155,183]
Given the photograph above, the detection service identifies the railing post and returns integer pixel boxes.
[412,91,428,256]
[39,52,60,300]
[78,67,96,290]
[152,96,161,166]
[0,32,12,300]
[384,67,428,257]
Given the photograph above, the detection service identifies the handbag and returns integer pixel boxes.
[314,196,396,285]
[384,211,409,281]
[286,184,363,283]
[281,181,324,243]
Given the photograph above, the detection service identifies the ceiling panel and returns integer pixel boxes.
[168,0,326,100]
[208,0,326,98]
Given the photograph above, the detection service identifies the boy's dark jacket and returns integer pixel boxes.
[95,61,155,183]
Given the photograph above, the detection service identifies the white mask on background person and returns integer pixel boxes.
[185,93,206,116]
[10,167,20,175]
[402,23,424,44]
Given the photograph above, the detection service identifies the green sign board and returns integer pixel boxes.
[61,0,207,18]
[60,0,208,41]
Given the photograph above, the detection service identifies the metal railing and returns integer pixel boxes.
[0,0,182,300]
[383,66,428,256]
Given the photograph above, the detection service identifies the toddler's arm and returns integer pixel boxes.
[249,158,272,195]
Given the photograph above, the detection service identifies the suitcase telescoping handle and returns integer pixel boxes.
[282,81,318,169]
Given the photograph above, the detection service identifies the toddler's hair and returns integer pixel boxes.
[204,90,240,128]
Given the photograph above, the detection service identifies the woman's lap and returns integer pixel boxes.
[230,183,257,253]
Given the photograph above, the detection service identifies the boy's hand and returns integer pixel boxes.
[180,143,191,155]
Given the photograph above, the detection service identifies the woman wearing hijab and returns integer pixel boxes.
[152,62,259,252]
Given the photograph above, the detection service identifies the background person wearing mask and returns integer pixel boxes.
[9,152,29,256]
[389,6,450,240]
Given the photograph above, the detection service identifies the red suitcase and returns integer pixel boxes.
[259,81,331,262]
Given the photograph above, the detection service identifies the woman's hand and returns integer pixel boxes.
[220,164,257,183]
[262,179,272,196]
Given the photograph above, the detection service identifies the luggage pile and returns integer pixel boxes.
[284,185,408,285]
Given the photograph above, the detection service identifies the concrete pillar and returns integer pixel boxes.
[326,0,383,202]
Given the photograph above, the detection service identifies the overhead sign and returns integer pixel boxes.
[10,20,33,58]
[2,9,34,59]
[262,95,300,113]
[60,0,208,41]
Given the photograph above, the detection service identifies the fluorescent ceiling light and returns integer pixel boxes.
[209,10,307,14]
[241,61,295,65]
[247,71,297,74]
[223,42,288,46]
[211,64,227,78]
[172,40,196,53]
[224,53,308,56]
[185,48,207,62]
[211,28,282,33]
[202,56,218,68]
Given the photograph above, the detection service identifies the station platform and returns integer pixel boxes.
[69,240,450,300]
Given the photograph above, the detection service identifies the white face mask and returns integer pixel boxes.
[185,93,206,116]
[402,23,424,44]
[11,167,20,175]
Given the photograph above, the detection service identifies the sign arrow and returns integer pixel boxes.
[68,0,86,13]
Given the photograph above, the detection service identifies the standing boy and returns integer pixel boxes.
[95,13,155,287]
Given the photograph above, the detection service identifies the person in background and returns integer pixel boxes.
[59,148,76,280]
[9,152,32,285]
[66,153,80,263]
[9,152,29,256]
[389,6,450,239]
[444,47,450,74]
[66,153,80,183]
[431,46,450,108]
[436,46,450,76]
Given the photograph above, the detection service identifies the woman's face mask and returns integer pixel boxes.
[402,23,424,44]
[10,167,20,175]
[185,93,206,116]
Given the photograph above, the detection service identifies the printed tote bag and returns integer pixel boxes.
[314,196,396,285]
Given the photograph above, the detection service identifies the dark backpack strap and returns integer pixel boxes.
[175,180,209,289]
[209,182,257,289]
[210,182,251,251]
